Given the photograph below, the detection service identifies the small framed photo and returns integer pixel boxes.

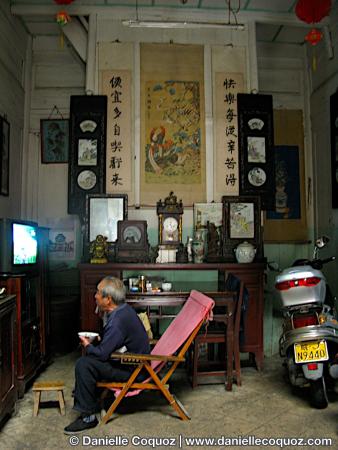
[115,220,150,263]
[118,220,147,248]
[86,193,128,243]
[0,116,10,196]
[78,138,97,166]
[222,195,262,260]
[40,119,69,163]
[247,136,266,163]
[193,202,223,229]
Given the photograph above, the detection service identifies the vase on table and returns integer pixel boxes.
[192,230,205,263]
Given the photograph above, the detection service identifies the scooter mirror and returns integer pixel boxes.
[315,235,330,248]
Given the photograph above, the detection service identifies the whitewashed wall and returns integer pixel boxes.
[0,0,29,218]
[308,2,338,299]
[24,19,316,357]
[28,19,251,241]
[93,19,251,237]
[26,36,85,224]
[26,18,314,242]
[257,40,312,356]
[2,6,329,355]
[257,3,338,355]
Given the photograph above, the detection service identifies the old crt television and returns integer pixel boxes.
[0,218,39,275]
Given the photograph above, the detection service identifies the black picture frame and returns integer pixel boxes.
[115,220,150,263]
[0,116,10,196]
[85,193,128,243]
[222,195,263,261]
[237,94,275,210]
[40,119,69,163]
[68,95,107,218]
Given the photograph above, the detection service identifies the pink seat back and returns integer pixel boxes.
[151,290,214,370]
[113,290,214,398]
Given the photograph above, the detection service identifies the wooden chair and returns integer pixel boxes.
[96,290,214,424]
[190,281,245,388]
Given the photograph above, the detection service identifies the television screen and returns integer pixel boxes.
[13,223,38,265]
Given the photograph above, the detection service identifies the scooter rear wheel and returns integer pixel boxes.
[309,377,328,409]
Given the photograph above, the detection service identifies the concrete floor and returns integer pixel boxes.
[0,353,337,450]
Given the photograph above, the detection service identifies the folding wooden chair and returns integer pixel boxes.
[96,290,214,424]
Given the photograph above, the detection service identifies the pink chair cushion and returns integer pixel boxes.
[151,290,214,370]
[113,290,214,397]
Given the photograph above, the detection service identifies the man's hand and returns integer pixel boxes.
[79,335,91,347]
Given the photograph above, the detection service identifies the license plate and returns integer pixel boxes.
[294,340,328,364]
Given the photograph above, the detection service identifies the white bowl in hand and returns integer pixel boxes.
[78,331,99,343]
[161,282,172,292]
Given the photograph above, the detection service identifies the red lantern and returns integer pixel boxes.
[295,0,331,24]
[305,28,323,46]
[56,10,71,26]
[295,0,332,67]
[54,0,74,4]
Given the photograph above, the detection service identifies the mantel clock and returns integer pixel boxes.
[156,191,183,248]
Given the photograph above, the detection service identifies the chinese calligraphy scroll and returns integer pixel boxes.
[215,72,244,198]
[102,70,132,195]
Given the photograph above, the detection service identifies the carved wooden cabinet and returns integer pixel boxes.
[79,262,265,369]
[0,276,45,397]
[0,295,17,426]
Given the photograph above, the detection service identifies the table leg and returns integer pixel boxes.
[253,351,264,371]
[225,314,234,391]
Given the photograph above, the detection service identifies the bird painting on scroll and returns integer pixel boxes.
[144,80,202,184]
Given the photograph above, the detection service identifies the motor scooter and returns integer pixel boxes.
[275,236,338,408]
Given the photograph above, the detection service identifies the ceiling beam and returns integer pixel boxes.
[11,5,328,27]
[62,18,87,63]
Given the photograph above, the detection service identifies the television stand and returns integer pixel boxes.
[0,274,47,397]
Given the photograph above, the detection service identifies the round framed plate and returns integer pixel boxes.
[77,170,97,190]
[248,167,267,187]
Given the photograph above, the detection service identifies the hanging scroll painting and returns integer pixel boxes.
[215,73,244,198]
[140,43,206,206]
[102,70,132,194]
[263,109,307,242]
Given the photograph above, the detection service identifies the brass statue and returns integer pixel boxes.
[90,234,108,264]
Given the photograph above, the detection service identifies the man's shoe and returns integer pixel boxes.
[64,416,98,434]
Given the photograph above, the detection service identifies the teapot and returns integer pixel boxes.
[235,241,256,263]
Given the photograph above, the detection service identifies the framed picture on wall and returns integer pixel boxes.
[0,116,10,196]
[222,195,262,260]
[78,139,97,166]
[68,96,107,218]
[237,94,275,210]
[40,119,69,163]
[247,136,266,163]
[264,110,307,242]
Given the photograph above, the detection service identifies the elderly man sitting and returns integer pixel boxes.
[64,276,150,434]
